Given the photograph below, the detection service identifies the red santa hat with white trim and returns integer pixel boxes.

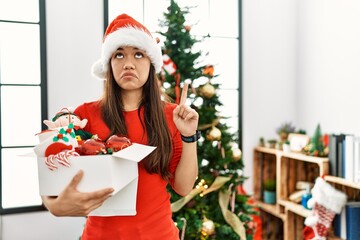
[91,14,163,80]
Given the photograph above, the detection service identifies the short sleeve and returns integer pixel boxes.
[73,101,111,141]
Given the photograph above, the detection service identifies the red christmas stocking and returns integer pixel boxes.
[303,177,347,240]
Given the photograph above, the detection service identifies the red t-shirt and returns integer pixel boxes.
[74,101,181,240]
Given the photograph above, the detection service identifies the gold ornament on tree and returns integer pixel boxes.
[232,148,242,161]
[207,126,222,141]
[201,217,215,236]
[199,83,215,98]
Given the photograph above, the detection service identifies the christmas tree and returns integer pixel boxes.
[302,123,328,157]
[158,1,257,239]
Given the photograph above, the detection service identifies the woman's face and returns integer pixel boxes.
[110,46,151,91]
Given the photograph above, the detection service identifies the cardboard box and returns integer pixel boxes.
[37,143,156,216]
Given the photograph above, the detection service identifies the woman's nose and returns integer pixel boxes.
[123,57,135,70]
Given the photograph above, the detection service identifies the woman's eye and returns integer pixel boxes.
[115,53,124,59]
[135,52,144,59]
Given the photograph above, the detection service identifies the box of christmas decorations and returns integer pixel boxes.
[33,108,155,216]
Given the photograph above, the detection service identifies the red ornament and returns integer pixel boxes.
[323,134,329,146]
[78,139,107,155]
[105,135,132,153]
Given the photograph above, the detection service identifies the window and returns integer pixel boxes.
[107,0,241,139]
[0,0,47,214]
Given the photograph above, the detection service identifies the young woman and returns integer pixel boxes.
[41,14,199,239]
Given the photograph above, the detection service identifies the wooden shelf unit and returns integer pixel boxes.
[254,147,360,239]
[253,147,329,240]
[324,175,360,203]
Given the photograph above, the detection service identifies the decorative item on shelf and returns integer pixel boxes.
[276,121,296,142]
[302,123,329,157]
[289,190,306,203]
[288,181,314,204]
[301,184,312,210]
[303,177,347,240]
[259,137,265,147]
[288,133,310,152]
[267,139,277,149]
[298,129,307,135]
[282,140,291,153]
[263,179,276,204]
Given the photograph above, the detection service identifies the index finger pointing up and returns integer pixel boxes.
[179,82,189,105]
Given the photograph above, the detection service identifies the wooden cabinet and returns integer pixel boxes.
[253,146,360,240]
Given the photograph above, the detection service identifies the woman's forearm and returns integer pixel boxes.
[173,141,198,196]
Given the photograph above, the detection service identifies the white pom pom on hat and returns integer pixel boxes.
[91,14,163,80]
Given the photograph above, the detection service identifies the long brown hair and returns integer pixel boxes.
[100,63,173,181]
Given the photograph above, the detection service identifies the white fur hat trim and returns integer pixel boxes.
[92,26,162,80]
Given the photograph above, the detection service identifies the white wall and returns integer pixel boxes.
[242,0,297,192]
[46,0,104,117]
[296,0,360,135]
[242,0,360,193]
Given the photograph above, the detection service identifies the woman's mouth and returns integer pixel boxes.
[121,72,137,79]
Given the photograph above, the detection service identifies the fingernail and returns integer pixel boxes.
[74,170,80,177]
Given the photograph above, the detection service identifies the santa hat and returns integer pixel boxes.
[92,14,163,80]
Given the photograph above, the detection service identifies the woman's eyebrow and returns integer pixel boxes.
[116,47,140,51]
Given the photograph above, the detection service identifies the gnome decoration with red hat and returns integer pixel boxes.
[43,107,93,143]
[91,14,163,80]
[35,108,92,170]
[303,177,347,240]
